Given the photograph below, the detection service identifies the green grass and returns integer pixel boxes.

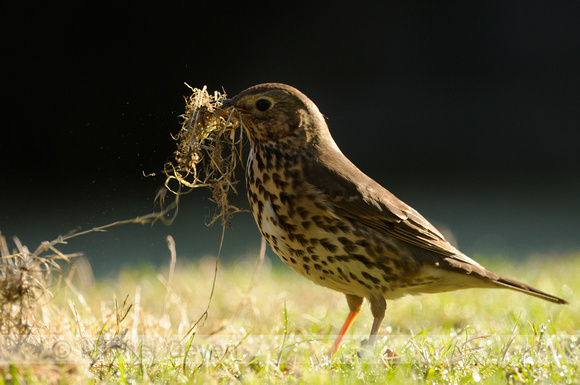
[1,234,578,384]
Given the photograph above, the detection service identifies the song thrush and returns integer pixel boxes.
[222,83,568,355]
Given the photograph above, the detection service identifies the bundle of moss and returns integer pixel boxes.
[163,85,244,226]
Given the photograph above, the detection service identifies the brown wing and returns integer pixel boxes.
[304,148,482,267]
[302,146,568,304]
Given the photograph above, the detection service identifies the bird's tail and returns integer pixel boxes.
[443,256,568,304]
[493,274,568,304]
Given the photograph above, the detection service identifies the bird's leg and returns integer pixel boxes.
[361,296,386,353]
[328,294,364,356]
[362,296,398,359]
[367,314,384,347]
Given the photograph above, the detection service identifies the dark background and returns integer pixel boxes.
[2,2,579,276]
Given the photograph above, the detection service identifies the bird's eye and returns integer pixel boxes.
[256,98,272,111]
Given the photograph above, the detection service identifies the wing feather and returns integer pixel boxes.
[304,149,482,267]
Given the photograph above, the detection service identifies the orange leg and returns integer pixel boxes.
[329,295,364,356]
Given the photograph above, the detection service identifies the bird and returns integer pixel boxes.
[221,83,568,356]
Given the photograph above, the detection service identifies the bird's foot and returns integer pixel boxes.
[357,338,375,358]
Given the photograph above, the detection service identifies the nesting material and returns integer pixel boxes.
[163,85,244,226]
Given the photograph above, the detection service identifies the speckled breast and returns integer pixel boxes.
[245,144,402,298]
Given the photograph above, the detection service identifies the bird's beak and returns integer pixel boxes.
[217,98,251,117]
[214,98,248,131]
[215,98,235,120]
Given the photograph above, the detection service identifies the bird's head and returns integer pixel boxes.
[222,83,330,150]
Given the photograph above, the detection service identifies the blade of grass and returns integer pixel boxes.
[277,300,289,367]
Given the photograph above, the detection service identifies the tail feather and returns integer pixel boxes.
[442,256,568,304]
[494,274,569,305]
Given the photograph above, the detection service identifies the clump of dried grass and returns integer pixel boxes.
[0,209,178,371]
[0,210,179,340]
[162,85,245,226]
[0,233,78,339]
[0,232,88,381]
[0,230,192,381]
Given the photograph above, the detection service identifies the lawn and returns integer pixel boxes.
[1,233,577,384]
